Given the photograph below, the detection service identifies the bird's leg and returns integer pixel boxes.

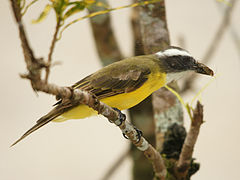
[122,126,143,142]
[134,127,143,143]
[112,108,142,142]
[112,107,126,126]
[112,108,128,139]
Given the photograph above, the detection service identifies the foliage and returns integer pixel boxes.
[18,0,163,40]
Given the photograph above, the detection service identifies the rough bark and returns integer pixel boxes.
[138,0,184,153]
[176,102,203,178]
[88,1,159,179]
[88,0,123,66]
[10,1,167,178]
[10,0,209,179]
[130,6,156,180]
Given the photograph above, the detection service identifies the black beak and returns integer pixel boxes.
[195,62,214,76]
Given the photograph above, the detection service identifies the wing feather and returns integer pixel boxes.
[12,56,157,146]
[72,62,151,99]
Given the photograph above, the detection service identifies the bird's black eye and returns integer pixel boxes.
[161,55,196,73]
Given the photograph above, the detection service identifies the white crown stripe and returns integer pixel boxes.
[156,48,191,57]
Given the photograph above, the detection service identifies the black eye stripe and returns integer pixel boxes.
[159,55,196,73]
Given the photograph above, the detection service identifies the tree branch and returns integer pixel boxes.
[176,101,204,178]
[216,0,240,60]
[130,4,158,180]
[88,0,123,66]
[45,17,61,83]
[138,0,184,153]
[34,84,167,180]
[10,0,48,92]
[131,6,144,56]
[10,0,167,178]
[181,0,237,94]
[10,0,45,74]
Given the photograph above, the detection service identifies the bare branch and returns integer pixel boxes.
[152,87,184,151]
[181,0,237,94]
[131,6,144,56]
[10,0,43,78]
[176,101,204,177]
[216,1,240,60]
[10,0,166,178]
[88,0,123,66]
[33,83,167,179]
[45,17,61,83]
[22,0,39,15]
[138,0,183,154]
[58,0,163,40]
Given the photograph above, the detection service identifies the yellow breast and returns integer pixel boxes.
[101,72,166,109]
[53,72,166,122]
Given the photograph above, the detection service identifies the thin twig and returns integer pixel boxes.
[10,0,46,87]
[216,1,240,60]
[22,0,39,15]
[181,0,237,94]
[176,101,204,178]
[45,17,61,83]
[58,0,162,40]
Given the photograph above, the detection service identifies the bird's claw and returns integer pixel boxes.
[122,133,129,139]
[112,108,142,143]
[134,127,143,143]
[112,107,126,126]
[122,127,143,143]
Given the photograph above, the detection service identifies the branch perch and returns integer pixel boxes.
[10,0,167,179]
[176,101,204,177]
[45,17,61,83]
[88,0,123,66]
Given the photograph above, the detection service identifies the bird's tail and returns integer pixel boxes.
[11,108,62,147]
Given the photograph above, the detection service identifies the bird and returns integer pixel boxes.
[11,46,213,146]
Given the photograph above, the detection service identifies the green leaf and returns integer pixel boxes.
[32,4,52,24]
[52,0,69,16]
[63,1,86,19]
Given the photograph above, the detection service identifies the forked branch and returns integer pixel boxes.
[176,101,204,178]
[10,0,167,179]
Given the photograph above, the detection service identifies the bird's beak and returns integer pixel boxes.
[195,62,214,76]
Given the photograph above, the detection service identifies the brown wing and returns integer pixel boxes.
[72,60,151,99]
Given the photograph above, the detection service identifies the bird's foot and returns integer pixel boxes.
[134,127,143,143]
[122,126,143,143]
[112,108,142,142]
[112,107,126,126]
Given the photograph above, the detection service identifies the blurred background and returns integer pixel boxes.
[1,0,240,179]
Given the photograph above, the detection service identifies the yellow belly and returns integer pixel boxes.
[53,72,166,122]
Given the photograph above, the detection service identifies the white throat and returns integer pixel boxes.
[166,71,190,84]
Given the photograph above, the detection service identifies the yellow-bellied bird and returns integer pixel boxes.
[12,46,213,146]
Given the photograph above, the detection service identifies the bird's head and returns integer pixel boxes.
[155,46,214,83]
